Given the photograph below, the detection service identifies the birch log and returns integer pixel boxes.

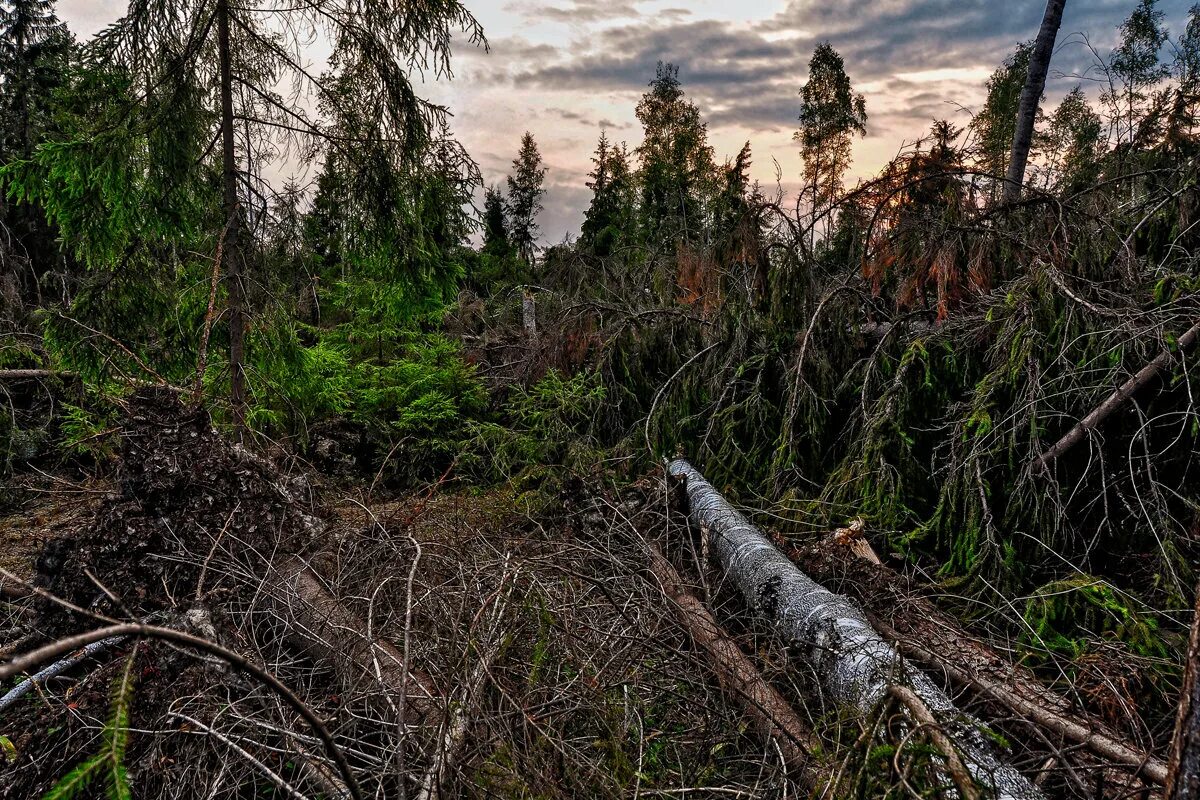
[668,459,1043,800]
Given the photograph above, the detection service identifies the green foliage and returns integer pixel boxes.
[636,62,717,245]
[506,132,546,266]
[581,133,635,257]
[59,390,119,461]
[796,42,867,212]
[43,652,135,800]
[1022,575,1169,661]
[469,369,606,480]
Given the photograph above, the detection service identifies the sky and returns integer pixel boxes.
[57,0,1194,243]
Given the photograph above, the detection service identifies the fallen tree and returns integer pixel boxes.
[795,534,1167,792]
[268,555,439,719]
[668,458,1043,799]
[645,542,821,782]
[1036,320,1200,468]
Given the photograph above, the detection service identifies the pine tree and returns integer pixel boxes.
[795,43,866,225]
[506,132,546,267]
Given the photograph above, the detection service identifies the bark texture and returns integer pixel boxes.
[1004,0,1066,203]
[797,538,1167,787]
[1168,583,1200,799]
[668,459,1043,800]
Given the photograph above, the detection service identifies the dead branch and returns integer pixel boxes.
[0,623,365,800]
[890,684,981,800]
[0,634,126,714]
[0,369,75,380]
[646,542,821,781]
[1036,320,1200,468]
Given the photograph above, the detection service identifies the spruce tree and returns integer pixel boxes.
[1166,4,1200,152]
[0,0,70,316]
[635,62,716,244]
[506,132,546,267]
[5,0,484,428]
[482,185,511,258]
[581,132,633,256]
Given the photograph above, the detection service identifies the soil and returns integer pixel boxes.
[31,387,321,635]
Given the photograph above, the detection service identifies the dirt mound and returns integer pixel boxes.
[34,387,320,633]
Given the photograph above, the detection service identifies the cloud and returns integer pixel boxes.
[493,0,1188,135]
[509,0,644,24]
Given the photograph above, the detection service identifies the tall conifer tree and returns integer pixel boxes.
[507,132,546,267]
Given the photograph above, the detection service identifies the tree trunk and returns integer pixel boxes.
[668,459,1043,800]
[268,555,439,720]
[1167,583,1200,799]
[797,536,1168,789]
[645,543,821,780]
[216,0,247,433]
[1004,0,1067,203]
[521,288,537,342]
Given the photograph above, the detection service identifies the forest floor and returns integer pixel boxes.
[0,389,1173,798]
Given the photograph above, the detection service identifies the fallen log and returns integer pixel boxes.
[268,555,439,719]
[0,635,126,714]
[0,369,75,381]
[1036,320,1200,468]
[1167,582,1200,799]
[645,543,821,782]
[795,536,1168,789]
[668,459,1043,800]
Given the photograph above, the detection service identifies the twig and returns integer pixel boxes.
[0,635,126,714]
[168,711,314,800]
[890,685,981,800]
[0,623,366,800]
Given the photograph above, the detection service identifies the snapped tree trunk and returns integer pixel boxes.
[1004,0,1066,203]
[521,288,538,342]
[217,0,247,433]
[668,459,1043,800]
